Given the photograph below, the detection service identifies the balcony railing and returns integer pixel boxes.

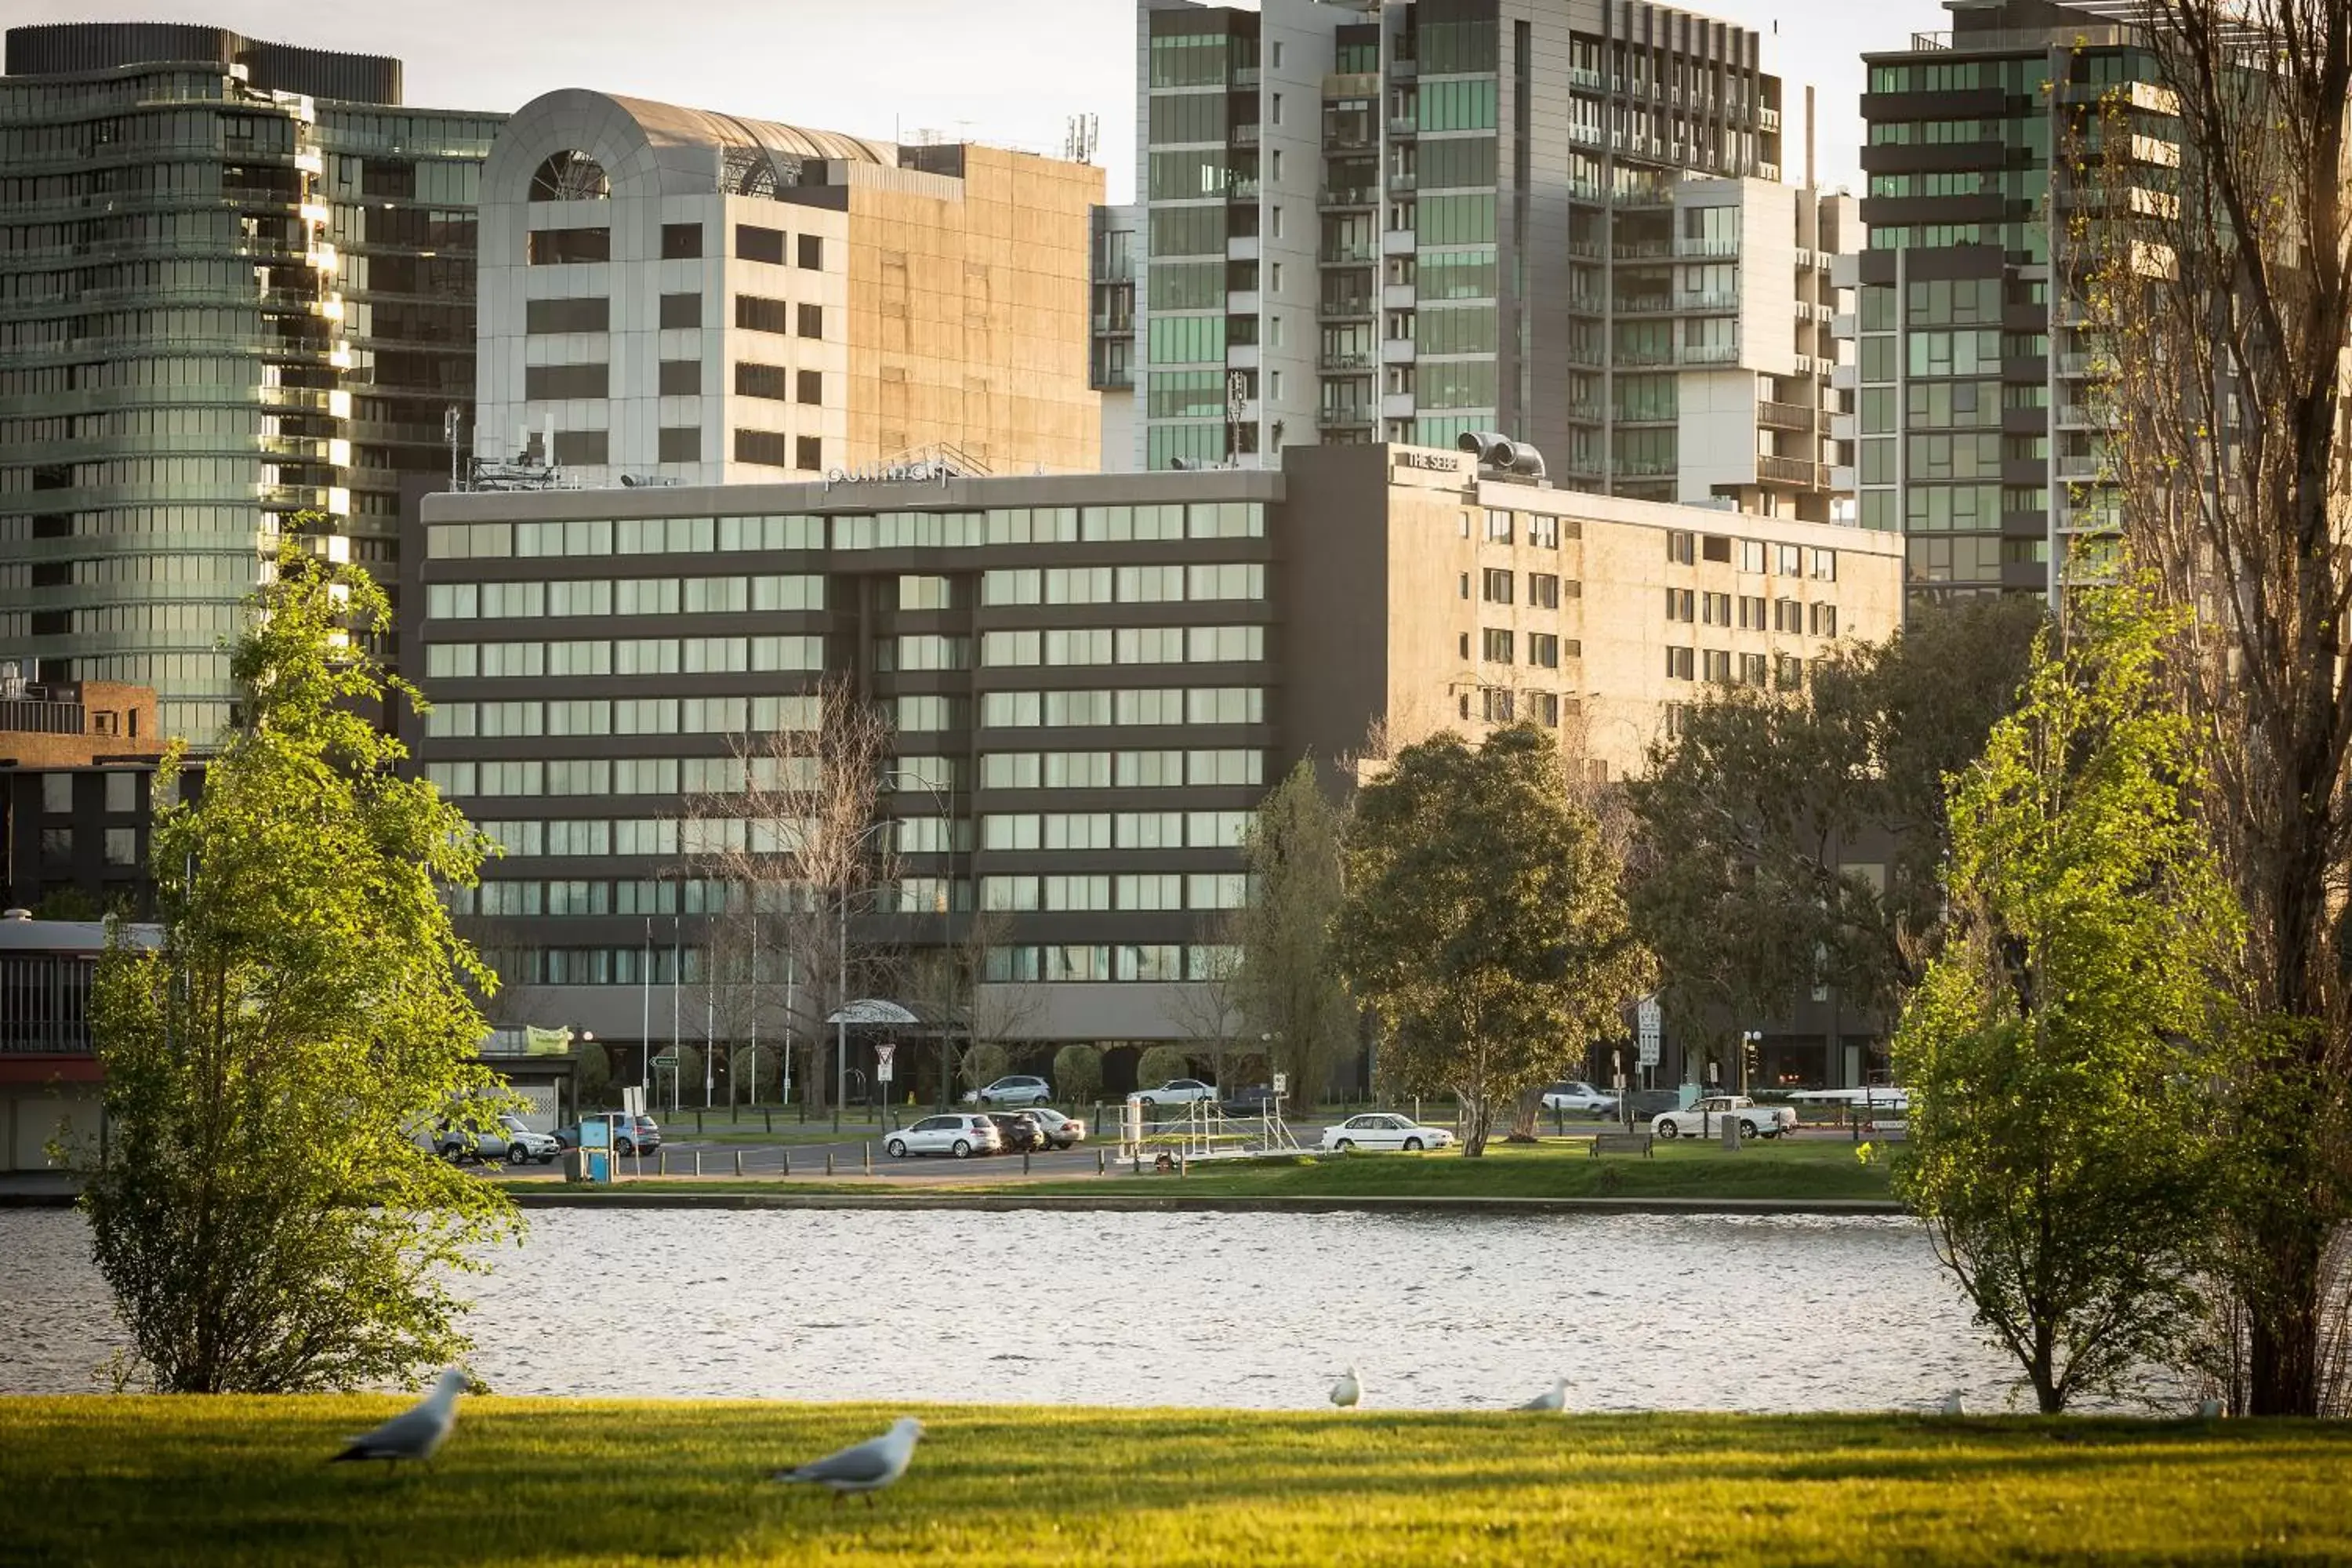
[1320,243,1377,263]
[1756,400,1814,432]
[1319,352,1373,371]
[1316,405,1374,428]
[1320,187,1375,206]
[1232,123,1261,146]
[1613,296,1675,314]
[1757,454,1824,488]
[1679,291,1739,313]
[1612,241,1672,260]
[1675,236,1739,259]
[1678,342,1740,365]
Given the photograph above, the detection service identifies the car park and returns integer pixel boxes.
[1024,1107,1087,1149]
[884,1112,1004,1160]
[1134,1078,1218,1109]
[965,1075,1054,1108]
[1319,1113,1455,1152]
[438,1112,560,1165]
[1650,1096,1797,1141]
[988,1112,1050,1152]
[1219,1084,1282,1117]
[1540,1081,1619,1118]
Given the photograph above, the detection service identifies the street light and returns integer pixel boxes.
[879,768,956,1108]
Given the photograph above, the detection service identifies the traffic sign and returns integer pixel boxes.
[875,1043,896,1083]
[651,1051,679,1068]
[1635,995,1662,1067]
[1272,1072,1287,1095]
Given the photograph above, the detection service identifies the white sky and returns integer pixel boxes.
[13,0,1955,196]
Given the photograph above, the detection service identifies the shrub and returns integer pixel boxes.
[960,1041,1010,1094]
[1053,1043,1103,1105]
[1135,1044,1192,1090]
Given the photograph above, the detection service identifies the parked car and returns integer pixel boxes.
[1650,1096,1797,1141]
[1219,1084,1282,1118]
[1024,1107,1087,1149]
[1319,1113,1455,1153]
[626,1115,662,1154]
[438,1112,560,1165]
[1540,1081,1620,1119]
[965,1074,1054,1108]
[884,1112,1004,1160]
[552,1113,657,1155]
[988,1112,1050,1153]
[1134,1078,1218,1110]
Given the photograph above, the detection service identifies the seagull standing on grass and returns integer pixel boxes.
[1938,1390,1966,1417]
[775,1417,924,1506]
[329,1367,468,1467]
[1518,1377,1569,1412]
[1329,1366,1362,1409]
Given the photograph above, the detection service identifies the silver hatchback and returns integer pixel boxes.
[884,1112,1004,1160]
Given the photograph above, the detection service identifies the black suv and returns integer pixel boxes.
[987,1112,1049,1153]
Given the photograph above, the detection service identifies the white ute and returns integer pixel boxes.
[1650,1095,1796,1141]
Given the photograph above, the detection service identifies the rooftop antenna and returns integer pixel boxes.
[1062,113,1100,164]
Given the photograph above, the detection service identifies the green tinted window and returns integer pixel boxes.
[1418,193,1495,244]
[1149,260,1224,310]
[1148,33,1229,89]
[1417,304,1497,355]
[1149,205,1227,256]
[1147,315,1225,365]
[1418,78,1497,132]
[1420,135,1497,190]
[1418,247,1495,299]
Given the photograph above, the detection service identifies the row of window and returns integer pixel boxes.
[1664,590,1835,635]
[428,753,823,799]
[428,695,818,739]
[979,688,1263,728]
[423,504,1265,561]
[1664,648,1819,688]
[467,941,1242,989]
[423,635,826,681]
[1664,532,1839,579]
[1463,509,1573,549]
[981,810,1253,851]
[1475,629,1573,669]
[977,626,1267,668]
[978,873,1251,913]
[1473,568,1572,608]
[981,564,1263,606]
[424,575,826,621]
[977,750,1263,791]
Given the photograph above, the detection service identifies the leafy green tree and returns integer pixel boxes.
[1628,598,2040,1057]
[1334,724,1649,1156]
[960,1041,1011,1096]
[1135,1044,1192,1091]
[1894,579,2238,1413]
[1052,1043,1103,1107]
[1229,760,1354,1107]
[82,539,517,1394]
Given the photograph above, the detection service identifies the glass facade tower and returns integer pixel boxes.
[0,24,498,740]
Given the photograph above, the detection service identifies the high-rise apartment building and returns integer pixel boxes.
[0,24,500,739]
[473,91,1102,488]
[1120,0,1850,520]
[403,443,1898,1087]
[1838,0,2173,607]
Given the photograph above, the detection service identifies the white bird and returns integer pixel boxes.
[775,1417,924,1506]
[1517,1377,1568,1412]
[1329,1366,1361,1409]
[330,1367,468,1466]
[1938,1390,1966,1417]
[2197,1397,2225,1420]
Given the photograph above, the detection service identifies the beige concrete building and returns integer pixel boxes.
[1279,443,1902,782]
[475,92,1102,486]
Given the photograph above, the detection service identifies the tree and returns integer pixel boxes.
[1229,760,1354,1108]
[1053,1043,1104,1107]
[1894,579,2238,1413]
[1628,598,2042,1054]
[900,909,1044,1109]
[2077,0,2352,1415]
[680,677,898,1113]
[1135,1044,1192,1092]
[82,538,516,1393]
[1164,921,1249,1092]
[1334,724,1650,1156]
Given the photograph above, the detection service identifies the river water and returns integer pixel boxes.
[2,1208,2035,1412]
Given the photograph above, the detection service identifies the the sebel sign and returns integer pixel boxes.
[1390,446,1468,481]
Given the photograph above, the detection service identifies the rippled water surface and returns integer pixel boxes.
[0,1208,2026,1410]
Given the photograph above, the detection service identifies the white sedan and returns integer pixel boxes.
[1024,1107,1087,1149]
[1541,1081,1619,1117]
[884,1113,1004,1160]
[1319,1114,1455,1152]
[1134,1078,1218,1109]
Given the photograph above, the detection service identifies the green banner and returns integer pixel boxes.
[524,1025,574,1056]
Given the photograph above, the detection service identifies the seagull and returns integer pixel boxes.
[775,1417,924,1506]
[1329,1366,1361,1409]
[1518,1377,1568,1412]
[2196,1397,2224,1419]
[1938,1390,1965,1417]
[329,1367,467,1466]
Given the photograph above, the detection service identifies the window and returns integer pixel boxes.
[735,224,786,264]
[735,362,791,401]
[662,221,703,258]
[797,436,822,471]
[103,772,136,814]
[1528,633,1559,669]
[735,294,789,333]
[660,292,702,328]
[657,426,699,463]
[1481,568,1513,604]
[658,359,700,396]
[1528,573,1559,609]
[1812,550,1837,582]
[1809,603,1839,638]
[524,364,608,400]
[524,296,608,333]
[798,303,823,338]
[1701,591,1732,627]
[551,430,608,465]
[1703,649,1733,684]
[734,428,790,466]
[1775,597,1803,633]
[1665,646,1695,681]
[797,233,823,270]
[528,227,609,264]
[1666,530,1695,564]
[1664,587,1695,622]
[797,369,822,405]
[1481,628,1514,664]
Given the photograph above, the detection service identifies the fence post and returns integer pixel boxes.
[1022,1149,1031,1175]
[781,1148,791,1176]
[695,1109,704,1137]
[1098,1147,1106,1176]
[694,1149,703,1177]
[862,1142,872,1175]
[764,1109,774,1135]
[658,1149,669,1176]
[733,1150,744,1178]
[826,1150,836,1176]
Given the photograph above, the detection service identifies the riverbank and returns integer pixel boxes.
[2,1398,2341,1566]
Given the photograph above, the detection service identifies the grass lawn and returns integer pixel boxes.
[508,1137,1896,1203]
[2,1398,2343,1566]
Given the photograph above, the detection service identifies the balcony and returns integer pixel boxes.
[2056,453,2110,481]
[1388,114,1418,136]
[1612,241,1672,260]
[1613,295,1675,314]
[1675,236,1738,260]
[1320,243,1377,265]
[1760,107,1781,132]
[1320,187,1376,207]
[1319,351,1374,372]
[1316,405,1374,430]
[1227,180,1261,201]
[1756,400,1814,432]
[1232,66,1261,87]
[1319,296,1374,321]
[1569,180,1606,203]
[1679,291,1739,313]
[1566,401,1602,424]
[1569,66,1602,91]
[1757,454,1825,488]
[1678,342,1740,365]
[1232,123,1261,146]
[1387,171,1417,193]
[1382,228,1417,256]
[1567,292,1605,315]
[1381,337,1416,364]
[1570,123,1603,147]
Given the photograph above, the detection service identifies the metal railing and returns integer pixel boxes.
[1756,400,1815,432]
[1757,453,1824,487]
